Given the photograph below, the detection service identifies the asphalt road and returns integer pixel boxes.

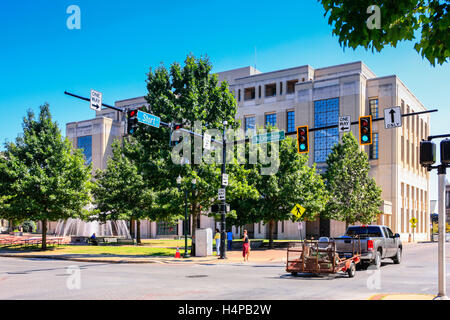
[0,242,449,300]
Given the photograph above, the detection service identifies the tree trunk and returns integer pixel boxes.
[345,220,349,231]
[268,220,275,249]
[136,220,141,244]
[41,219,47,251]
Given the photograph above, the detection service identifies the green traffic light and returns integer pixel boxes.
[362,135,369,142]
[300,144,306,150]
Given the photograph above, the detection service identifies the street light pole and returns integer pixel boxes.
[436,164,447,299]
[220,120,227,259]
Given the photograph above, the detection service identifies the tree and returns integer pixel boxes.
[252,131,328,248]
[140,55,257,254]
[318,0,449,66]
[0,104,92,250]
[323,132,383,229]
[93,139,169,244]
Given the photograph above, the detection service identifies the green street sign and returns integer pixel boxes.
[252,131,285,145]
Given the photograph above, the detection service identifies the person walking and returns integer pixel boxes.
[242,229,250,262]
[214,228,221,256]
[227,230,233,250]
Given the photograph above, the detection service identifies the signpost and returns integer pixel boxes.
[137,110,161,128]
[291,204,306,220]
[252,131,285,145]
[339,115,351,133]
[384,107,402,129]
[222,174,228,186]
[410,217,418,242]
[218,188,226,201]
[90,89,102,111]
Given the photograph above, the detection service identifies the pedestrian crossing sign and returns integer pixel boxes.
[410,217,418,228]
[291,204,306,220]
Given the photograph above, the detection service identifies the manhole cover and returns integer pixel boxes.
[186,275,208,278]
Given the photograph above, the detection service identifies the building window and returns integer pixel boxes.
[238,89,241,102]
[369,99,379,118]
[265,113,277,127]
[156,222,178,235]
[287,79,298,94]
[77,135,92,165]
[258,86,261,99]
[244,87,255,101]
[370,133,379,160]
[245,116,255,133]
[314,98,339,163]
[287,111,295,133]
[265,83,277,97]
[280,82,283,95]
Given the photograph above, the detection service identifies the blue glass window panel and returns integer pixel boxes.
[77,135,92,165]
[314,98,339,163]
[265,114,277,127]
[287,111,295,133]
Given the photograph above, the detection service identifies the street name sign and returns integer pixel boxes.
[384,107,402,129]
[203,133,211,150]
[218,188,226,201]
[291,204,306,219]
[137,110,161,128]
[339,115,351,133]
[252,131,285,145]
[90,89,102,111]
[222,174,229,186]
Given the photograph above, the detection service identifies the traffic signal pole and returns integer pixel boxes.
[437,165,447,299]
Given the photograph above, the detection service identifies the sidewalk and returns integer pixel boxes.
[0,248,288,264]
[368,293,435,300]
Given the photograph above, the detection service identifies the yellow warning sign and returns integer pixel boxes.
[291,204,306,219]
[410,217,418,228]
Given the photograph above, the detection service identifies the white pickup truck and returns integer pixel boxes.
[333,225,402,269]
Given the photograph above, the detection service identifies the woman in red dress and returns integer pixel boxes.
[242,229,250,262]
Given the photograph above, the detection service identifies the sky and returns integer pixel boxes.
[0,0,448,201]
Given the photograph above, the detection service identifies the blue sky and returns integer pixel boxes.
[0,0,448,200]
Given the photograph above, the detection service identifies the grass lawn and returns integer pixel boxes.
[0,245,185,257]
[140,238,192,247]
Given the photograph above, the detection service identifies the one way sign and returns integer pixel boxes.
[384,107,402,129]
[90,89,102,111]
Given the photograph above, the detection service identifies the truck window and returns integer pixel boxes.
[346,226,382,237]
[385,227,394,238]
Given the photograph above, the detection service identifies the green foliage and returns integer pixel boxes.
[318,0,449,66]
[323,133,383,227]
[250,130,328,247]
[0,104,92,249]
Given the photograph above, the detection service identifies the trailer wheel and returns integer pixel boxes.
[291,272,298,276]
[347,262,356,278]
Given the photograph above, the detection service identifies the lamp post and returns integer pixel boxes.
[177,175,190,258]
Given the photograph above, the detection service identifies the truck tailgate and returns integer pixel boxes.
[334,238,366,256]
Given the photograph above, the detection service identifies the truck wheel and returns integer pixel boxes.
[392,248,402,264]
[347,262,356,278]
[373,251,381,269]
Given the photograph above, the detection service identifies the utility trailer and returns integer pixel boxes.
[286,238,361,278]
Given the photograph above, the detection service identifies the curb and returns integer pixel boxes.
[0,254,220,265]
[368,293,435,300]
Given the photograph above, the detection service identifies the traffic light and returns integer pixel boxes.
[127,109,139,135]
[420,140,436,167]
[440,139,450,165]
[296,125,309,153]
[170,123,183,147]
[359,115,372,145]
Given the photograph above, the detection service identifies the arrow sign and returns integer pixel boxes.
[90,90,102,111]
[339,115,351,133]
[384,107,402,129]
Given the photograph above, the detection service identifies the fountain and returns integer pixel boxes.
[55,218,132,243]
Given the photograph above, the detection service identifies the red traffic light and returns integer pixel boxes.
[129,110,137,117]
[296,125,309,154]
